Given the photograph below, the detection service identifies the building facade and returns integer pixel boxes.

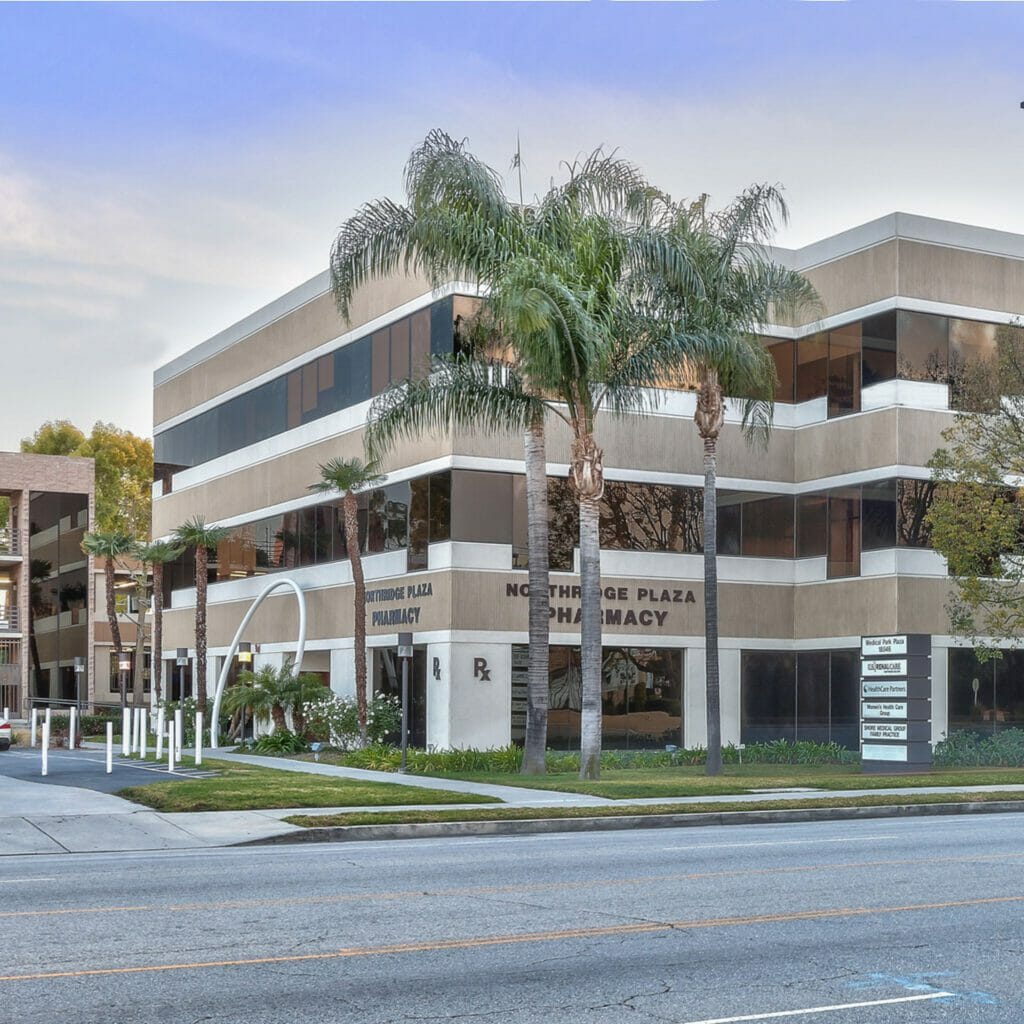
[152,213,1024,751]
[0,452,95,717]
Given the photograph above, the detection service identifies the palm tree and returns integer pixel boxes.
[81,530,134,709]
[333,130,652,776]
[172,516,230,714]
[639,187,818,775]
[309,456,385,741]
[134,540,184,703]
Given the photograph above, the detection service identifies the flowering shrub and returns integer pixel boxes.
[306,694,402,750]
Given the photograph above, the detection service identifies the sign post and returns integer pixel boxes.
[397,632,413,773]
[860,634,932,773]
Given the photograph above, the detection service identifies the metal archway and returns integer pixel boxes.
[209,577,307,748]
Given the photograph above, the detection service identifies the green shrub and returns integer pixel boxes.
[935,728,1024,767]
[252,729,309,755]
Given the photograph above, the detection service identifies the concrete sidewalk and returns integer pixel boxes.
[5,749,1024,855]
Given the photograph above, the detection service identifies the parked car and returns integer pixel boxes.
[0,719,11,750]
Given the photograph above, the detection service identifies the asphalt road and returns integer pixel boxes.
[2,814,1022,1023]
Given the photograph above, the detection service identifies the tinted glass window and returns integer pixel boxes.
[827,323,861,418]
[717,500,742,556]
[861,479,897,550]
[898,311,948,382]
[897,479,936,548]
[797,494,827,558]
[795,333,828,401]
[762,337,794,403]
[451,471,512,544]
[827,491,860,578]
[741,495,794,558]
[861,311,897,387]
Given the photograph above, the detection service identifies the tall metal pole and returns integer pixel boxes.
[398,632,413,774]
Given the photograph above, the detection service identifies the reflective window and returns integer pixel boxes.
[761,337,795,403]
[898,311,948,382]
[861,479,897,551]
[742,649,858,748]
[154,297,467,473]
[549,478,579,571]
[513,645,683,750]
[897,479,936,547]
[827,323,861,418]
[795,332,828,401]
[827,490,860,578]
[797,494,827,558]
[451,471,512,544]
[861,311,897,387]
[740,495,794,558]
[716,499,742,556]
[601,482,704,554]
[947,648,1024,734]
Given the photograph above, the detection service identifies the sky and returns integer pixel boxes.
[2,0,1024,449]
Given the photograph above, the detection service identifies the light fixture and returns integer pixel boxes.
[176,648,188,666]
[117,652,132,672]
[237,642,253,664]
[73,656,85,674]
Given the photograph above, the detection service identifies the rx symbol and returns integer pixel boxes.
[473,657,491,681]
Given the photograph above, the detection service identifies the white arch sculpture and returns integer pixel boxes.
[209,577,307,749]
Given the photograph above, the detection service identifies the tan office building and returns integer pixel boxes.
[152,213,1024,751]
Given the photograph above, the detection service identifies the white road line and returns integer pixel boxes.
[0,878,58,883]
[661,836,898,851]
[679,991,953,1024]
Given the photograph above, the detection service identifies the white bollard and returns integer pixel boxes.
[139,709,148,759]
[30,708,38,748]
[121,708,130,756]
[2,705,7,721]
[155,713,164,759]
[68,707,77,751]
[44,707,51,734]
[41,722,49,776]
[106,722,113,774]
[167,721,176,772]
[195,712,203,767]
[174,708,183,760]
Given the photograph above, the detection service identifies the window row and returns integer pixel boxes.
[763,310,1023,417]
[154,296,478,477]
[164,472,940,601]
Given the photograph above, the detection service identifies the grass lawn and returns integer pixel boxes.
[379,763,1024,800]
[284,788,1024,828]
[116,758,499,813]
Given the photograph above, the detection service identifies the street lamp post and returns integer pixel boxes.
[236,642,253,739]
[397,632,413,773]
[117,651,132,712]
[73,656,85,715]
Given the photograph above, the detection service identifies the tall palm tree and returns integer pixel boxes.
[134,540,184,703]
[333,130,652,776]
[639,187,818,775]
[81,530,134,709]
[309,456,385,740]
[172,517,230,713]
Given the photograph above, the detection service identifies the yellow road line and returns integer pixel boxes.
[3,893,1022,983]
[3,850,1021,920]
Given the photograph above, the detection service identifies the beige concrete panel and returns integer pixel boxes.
[453,571,703,637]
[162,572,452,651]
[782,240,898,325]
[719,583,794,639]
[152,427,453,537]
[895,408,957,468]
[454,412,794,483]
[898,241,1024,315]
[793,578,897,638]
[794,409,899,482]
[155,272,436,425]
[0,452,94,495]
[896,577,955,635]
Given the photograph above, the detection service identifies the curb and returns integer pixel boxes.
[244,798,1024,846]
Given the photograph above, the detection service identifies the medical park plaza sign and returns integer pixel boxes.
[860,634,932,773]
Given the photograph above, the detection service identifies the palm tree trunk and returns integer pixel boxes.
[521,417,550,775]
[105,558,124,710]
[344,493,368,741]
[578,493,603,780]
[702,433,723,776]
[132,597,147,707]
[195,545,209,713]
[696,370,726,778]
[153,563,164,703]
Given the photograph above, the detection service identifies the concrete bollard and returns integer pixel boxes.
[106,722,113,774]
[174,708,183,760]
[30,708,38,748]
[41,722,49,776]
[68,707,77,750]
[122,708,130,756]
[139,709,148,759]
[195,712,203,767]
[2,705,7,721]
[167,721,176,772]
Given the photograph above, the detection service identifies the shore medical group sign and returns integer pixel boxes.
[860,634,933,774]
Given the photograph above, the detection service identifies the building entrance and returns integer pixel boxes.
[374,646,427,748]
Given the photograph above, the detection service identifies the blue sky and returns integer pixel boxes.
[2,1,1023,446]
